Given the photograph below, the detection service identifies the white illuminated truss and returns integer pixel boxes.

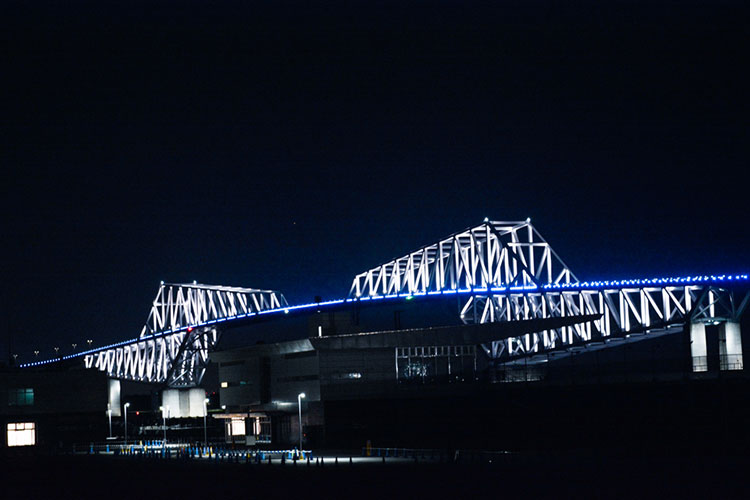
[350,220,576,297]
[349,220,750,362]
[84,283,287,387]
[469,280,748,361]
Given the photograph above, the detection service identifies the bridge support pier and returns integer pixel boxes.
[718,321,743,371]
[689,322,708,373]
[689,321,744,373]
[162,388,209,418]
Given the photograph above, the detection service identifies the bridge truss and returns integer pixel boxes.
[84,283,287,387]
[350,220,576,297]
[466,279,748,361]
[349,220,749,363]
[23,219,746,386]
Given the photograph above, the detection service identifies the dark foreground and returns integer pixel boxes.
[5,452,750,499]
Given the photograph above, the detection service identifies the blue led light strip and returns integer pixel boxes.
[18,273,748,368]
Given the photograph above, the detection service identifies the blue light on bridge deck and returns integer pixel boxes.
[18,273,748,368]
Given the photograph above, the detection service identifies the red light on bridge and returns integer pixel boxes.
[187,326,193,332]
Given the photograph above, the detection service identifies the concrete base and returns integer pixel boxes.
[161,388,207,418]
[690,322,708,372]
[719,321,743,371]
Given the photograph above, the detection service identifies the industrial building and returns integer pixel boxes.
[0,368,115,453]
[211,298,750,452]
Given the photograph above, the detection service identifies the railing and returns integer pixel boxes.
[82,442,313,462]
[720,354,744,371]
[692,356,708,372]
[362,447,516,464]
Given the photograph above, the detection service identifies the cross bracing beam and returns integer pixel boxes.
[83,283,287,387]
[349,220,577,298]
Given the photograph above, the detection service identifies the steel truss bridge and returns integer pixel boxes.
[21,220,749,387]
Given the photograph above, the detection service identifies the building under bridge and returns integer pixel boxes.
[212,302,750,451]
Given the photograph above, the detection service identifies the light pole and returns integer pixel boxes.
[203,398,209,445]
[107,403,112,439]
[297,393,306,451]
[123,402,130,443]
[159,405,169,445]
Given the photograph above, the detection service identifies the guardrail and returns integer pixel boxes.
[84,442,314,463]
[362,447,515,464]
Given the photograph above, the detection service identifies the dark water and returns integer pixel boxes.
[5,453,749,499]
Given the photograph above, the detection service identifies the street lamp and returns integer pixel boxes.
[203,398,209,445]
[159,405,169,445]
[107,403,112,439]
[123,402,130,443]
[297,393,306,451]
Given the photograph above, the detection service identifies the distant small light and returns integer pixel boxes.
[405,295,414,301]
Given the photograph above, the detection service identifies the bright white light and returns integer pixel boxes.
[230,418,245,436]
[7,422,35,447]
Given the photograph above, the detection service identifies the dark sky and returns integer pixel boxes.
[2,1,748,361]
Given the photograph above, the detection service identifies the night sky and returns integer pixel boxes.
[3,1,748,361]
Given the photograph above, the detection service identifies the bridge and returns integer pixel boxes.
[20,220,749,387]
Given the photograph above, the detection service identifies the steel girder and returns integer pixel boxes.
[84,283,287,387]
[349,220,577,298]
